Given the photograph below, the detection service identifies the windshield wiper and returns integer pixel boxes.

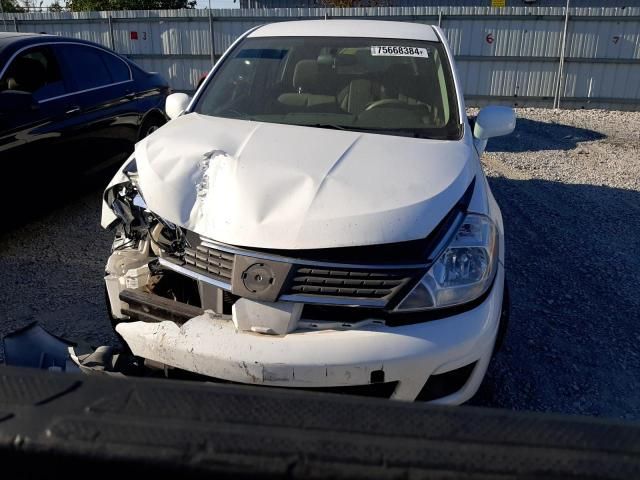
[346,126,460,140]
[301,124,426,136]
[300,123,348,131]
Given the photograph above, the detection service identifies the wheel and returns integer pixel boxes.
[139,114,166,140]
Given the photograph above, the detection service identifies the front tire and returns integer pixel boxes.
[138,114,166,140]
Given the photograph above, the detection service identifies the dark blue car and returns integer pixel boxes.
[0,32,169,178]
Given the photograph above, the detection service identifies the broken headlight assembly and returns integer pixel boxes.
[106,158,185,254]
[395,214,498,311]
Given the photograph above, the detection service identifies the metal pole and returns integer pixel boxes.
[108,15,116,52]
[438,9,442,28]
[554,0,570,109]
[0,1,7,33]
[13,16,18,32]
[209,9,215,67]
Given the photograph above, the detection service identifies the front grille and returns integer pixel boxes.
[170,233,423,307]
[287,267,412,300]
[183,245,234,284]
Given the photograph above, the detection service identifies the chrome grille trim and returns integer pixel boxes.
[288,267,411,300]
[183,244,234,284]
[166,236,429,308]
[198,237,430,270]
[279,294,387,308]
[159,258,232,291]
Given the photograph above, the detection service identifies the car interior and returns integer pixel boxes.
[0,48,65,100]
[275,56,443,124]
[197,41,455,134]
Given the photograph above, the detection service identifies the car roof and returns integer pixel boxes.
[249,20,440,42]
[0,32,46,48]
[0,33,114,55]
[0,32,44,41]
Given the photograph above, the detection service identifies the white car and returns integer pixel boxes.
[101,20,515,403]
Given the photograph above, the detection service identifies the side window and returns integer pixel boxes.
[101,52,131,83]
[58,44,114,91]
[0,45,65,101]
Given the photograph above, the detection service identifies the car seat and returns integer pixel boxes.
[6,57,47,93]
[278,59,337,108]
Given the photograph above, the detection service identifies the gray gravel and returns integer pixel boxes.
[0,184,117,352]
[1,107,639,420]
[469,108,640,419]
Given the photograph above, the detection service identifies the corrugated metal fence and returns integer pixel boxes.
[239,1,640,9]
[2,6,639,109]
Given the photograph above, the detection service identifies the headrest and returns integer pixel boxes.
[10,57,46,93]
[292,60,318,92]
[382,63,418,97]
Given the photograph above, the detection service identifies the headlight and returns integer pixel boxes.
[395,214,499,311]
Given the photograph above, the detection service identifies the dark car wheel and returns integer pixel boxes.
[139,114,166,140]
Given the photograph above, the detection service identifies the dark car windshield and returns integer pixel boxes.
[193,36,461,140]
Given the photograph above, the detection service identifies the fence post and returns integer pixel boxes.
[13,17,18,32]
[209,10,215,67]
[0,1,6,33]
[554,0,570,109]
[108,15,116,52]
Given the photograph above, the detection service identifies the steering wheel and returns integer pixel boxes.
[364,98,408,111]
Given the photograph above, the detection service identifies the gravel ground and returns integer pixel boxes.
[0,107,639,420]
[469,108,640,419]
[0,181,117,351]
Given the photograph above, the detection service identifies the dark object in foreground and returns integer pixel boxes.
[0,366,639,479]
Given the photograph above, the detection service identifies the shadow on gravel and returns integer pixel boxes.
[0,169,118,362]
[470,175,640,420]
[0,168,117,233]
[486,118,605,153]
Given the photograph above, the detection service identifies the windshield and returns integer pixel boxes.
[193,36,461,140]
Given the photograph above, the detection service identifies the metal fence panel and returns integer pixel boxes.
[132,55,212,90]
[567,15,640,60]
[457,59,558,97]
[240,0,640,8]
[1,6,639,109]
[563,61,640,101]
[213,19,262,55]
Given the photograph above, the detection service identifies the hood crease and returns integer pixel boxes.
[135,113,474,250]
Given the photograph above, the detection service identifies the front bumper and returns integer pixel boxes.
[116,265,504,403]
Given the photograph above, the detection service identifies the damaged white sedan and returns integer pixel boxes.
[101,20,516,403]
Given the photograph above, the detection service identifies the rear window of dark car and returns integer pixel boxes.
[101,51,131,83]
[57,44,129,91]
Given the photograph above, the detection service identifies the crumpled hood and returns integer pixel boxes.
[134,113,474,249]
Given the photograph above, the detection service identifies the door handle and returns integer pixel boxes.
[65,105,81,115]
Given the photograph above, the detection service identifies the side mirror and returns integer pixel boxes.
[473,106,516,155]
[0,90,36,115]
[165,92,191,120]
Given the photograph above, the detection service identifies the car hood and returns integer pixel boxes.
[133,113,474,250]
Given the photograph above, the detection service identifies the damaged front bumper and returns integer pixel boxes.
[98,159,504,403]
[114,264,503,403]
